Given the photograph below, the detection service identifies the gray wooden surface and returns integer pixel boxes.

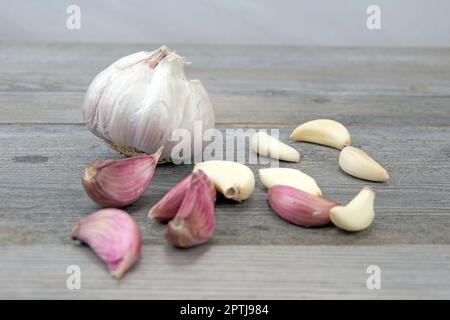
[0,43,449,299]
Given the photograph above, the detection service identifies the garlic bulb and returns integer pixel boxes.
[82,45,215,161]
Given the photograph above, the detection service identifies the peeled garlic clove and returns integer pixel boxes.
[268,185,338,227]
[330,187,375,232]
[71,208,141,279]
[290,119,351,150]
[148,172,216,221]
[82,45,215,161]
[339,146,389,182]
[251,131,300,162]
[193,161,255,202]
[82,147,162,207]
[259,168,322,197]
[167,170,216,248]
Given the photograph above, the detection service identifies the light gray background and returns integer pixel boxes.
[0,0,449,46]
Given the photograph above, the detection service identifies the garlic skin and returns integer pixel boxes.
[259,168,322,197]
[148,172,217,221]
[339,146,389,182]
[167,170,216,248]
[193,161,255,202]
[71,208,141,279]
[82,147,162,207]
[330,187,375,232]
[82,46,215,161]
[290,119,351,150]
[148,174,192,221]
[251,131,300,162]
[268,185,338,227]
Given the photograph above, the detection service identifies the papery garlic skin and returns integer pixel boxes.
[71,208,141,279]
[148,174,192,221]
[82,46,215,161]
[268,185,338,227]
[82,147,161,207]
[193,161,255,202]
[167,170,216,248]
[148,172,217,221]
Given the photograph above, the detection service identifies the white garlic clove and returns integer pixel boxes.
[290,119,351,150]
[330,187,375,232]
[339,146,389,182]
[258,167,322,197]
[251,131,300,162]
[193,161,255,202]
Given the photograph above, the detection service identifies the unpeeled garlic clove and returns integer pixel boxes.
[339,146,389,182]
[251,131,300,162]
[259,168,322,197]
[330,187,375,232]
[82,147,162,207]
[70,208,141,279]
[148,174,191,221]
[193,160,255,202]
[148,172,216,221]
[290,119,351,150]
[167,170,216,248]
[268,185,338,227]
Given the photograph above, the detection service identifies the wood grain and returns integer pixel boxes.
[1,244,449,299]
[1,125,449,246]
[1,43,450,298]
[1,92,450,127]
[1,44,449,126]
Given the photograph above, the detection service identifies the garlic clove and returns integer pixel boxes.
[193,161,255,202]
[251,131,300,162]
[148,174,192,221]
[82,147,162,208]
[258,168,322,197]
[166,170,216,248]
[290,119,351,150]
[339,146,389,182]
[70,208,141,279]
[330,187,375,232]
[268,185,338,227]
[148,172,216,221]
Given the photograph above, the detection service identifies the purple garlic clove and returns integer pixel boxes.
[70,208,142,279]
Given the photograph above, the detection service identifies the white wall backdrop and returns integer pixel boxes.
[0,0,449,46]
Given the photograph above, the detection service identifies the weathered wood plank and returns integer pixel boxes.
[1,44,449,125]
[1,244,449,299]
[1,92,450,127]
[1,44,449,96]
[1,44,450,299]
[1,125,449,246]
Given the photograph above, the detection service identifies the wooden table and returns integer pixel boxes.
[1,43,450,299]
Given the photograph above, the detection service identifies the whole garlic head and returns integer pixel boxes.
[83,45,215,161]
